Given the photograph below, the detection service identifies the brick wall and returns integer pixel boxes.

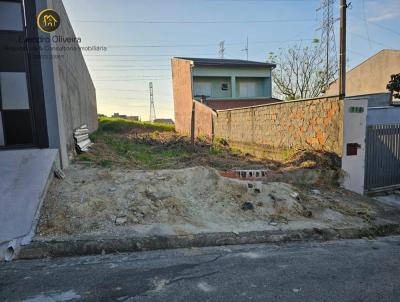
[194,101,215,137]
[171,58,193,135]
[214,96,344,154]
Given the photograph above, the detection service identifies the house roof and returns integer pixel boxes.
[175,57,276,68]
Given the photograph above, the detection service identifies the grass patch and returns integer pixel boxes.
[76,117,293,171]
[87,133,192,169]
[97,116,175,133]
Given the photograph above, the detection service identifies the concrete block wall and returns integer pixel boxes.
[214,96,344,154]
[38,0,98,167]
[194,101,215,137]
[172,58,193,135]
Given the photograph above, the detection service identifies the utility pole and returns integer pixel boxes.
[339,0,347,99]
[241,37,249,60]
[218,41,225,59]
[149,82,156,123]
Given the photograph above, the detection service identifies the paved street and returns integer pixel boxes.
[1,237,400,302]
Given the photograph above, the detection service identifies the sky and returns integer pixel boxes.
[62,0,400,121]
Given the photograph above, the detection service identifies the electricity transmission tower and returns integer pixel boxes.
[241,37,249,60]
[317,0,338,89]
[218,41,225,59]
[149,82,156,123]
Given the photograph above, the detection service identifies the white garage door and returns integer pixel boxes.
[239,81,257,97]
[194,82,212,97]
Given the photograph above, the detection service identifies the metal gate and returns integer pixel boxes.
[365,124,400,191]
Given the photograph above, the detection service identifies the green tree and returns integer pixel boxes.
[387,73,400,100]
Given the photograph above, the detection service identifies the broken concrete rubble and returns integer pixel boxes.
[241,202,254,211]
[115,216,128,225]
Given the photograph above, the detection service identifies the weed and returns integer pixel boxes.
[99,159,112,168]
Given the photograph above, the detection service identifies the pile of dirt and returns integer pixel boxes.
[38,166,309,236]
[285,150,341,170]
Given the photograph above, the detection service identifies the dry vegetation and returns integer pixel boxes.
[77,117,340,172]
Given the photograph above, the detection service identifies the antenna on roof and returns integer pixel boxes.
[241,37,249,60]
[218,41,225,59]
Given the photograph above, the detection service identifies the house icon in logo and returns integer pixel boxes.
[37,9,61,33]
[43,14,58,28]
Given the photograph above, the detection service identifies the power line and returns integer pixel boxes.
[348,31,395,49]
[361,0,372,48]
[91,68,170,71]
[206,0,318,1]
[84,59,172,62]
[94,79,171,82]
[105,43,220,48]
[85,54,215,57]
[82,38,316,49]
[350,14,400,37]
[73,18,316,24]
[86,64,171,67]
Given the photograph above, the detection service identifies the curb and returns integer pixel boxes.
[19,223,400,260]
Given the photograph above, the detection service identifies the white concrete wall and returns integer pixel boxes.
[37,0,98,168]
[342,98,369,194]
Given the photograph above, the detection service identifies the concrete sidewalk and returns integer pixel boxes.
[0,149,58,261]
[375,194,400,209]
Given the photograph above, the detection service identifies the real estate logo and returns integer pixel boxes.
[37,9,60,33]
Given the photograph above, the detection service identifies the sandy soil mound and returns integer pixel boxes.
[38,166,308,236]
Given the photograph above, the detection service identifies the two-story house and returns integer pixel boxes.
[172,57,279,111]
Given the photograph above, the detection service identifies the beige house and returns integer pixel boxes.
[325,49,400,97]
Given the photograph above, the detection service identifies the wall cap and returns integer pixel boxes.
[216,95,341,112]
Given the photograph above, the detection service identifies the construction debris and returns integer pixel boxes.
[290,192,300,200]
[73,125,93,152]
[115,216,128,225]
[241,202,254,211]
[220,169,269,180]
[54,168,65,180]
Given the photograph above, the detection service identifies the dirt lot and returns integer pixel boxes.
[77,117,340,173]
[36,118,392,240]
[38,166,382,239]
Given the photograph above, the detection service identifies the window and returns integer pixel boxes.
[239,81,257,97]
[221,83,229,91]
[193,82,212,97]
[0,2,23,31]
[0,72,30,110]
